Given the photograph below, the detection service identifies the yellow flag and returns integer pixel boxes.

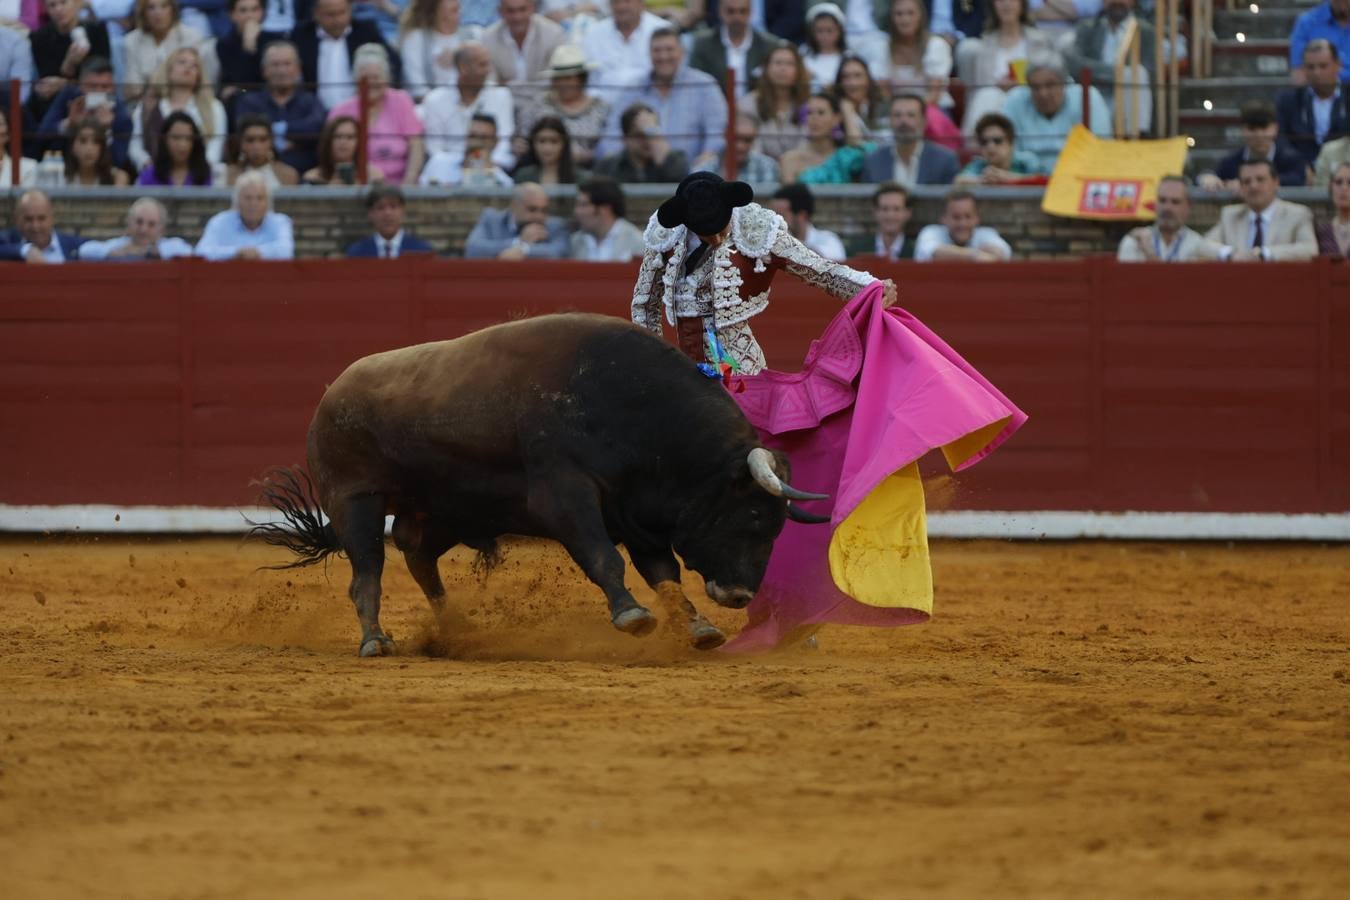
[1041,125,1190,221]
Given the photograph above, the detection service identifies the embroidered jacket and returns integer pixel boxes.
[631,203,874,374]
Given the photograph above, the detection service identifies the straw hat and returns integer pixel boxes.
[544,44,598,79]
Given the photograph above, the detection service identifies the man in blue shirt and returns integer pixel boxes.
[1001,61,1111,172]
[196,171,296,260]
[463,182,570,259]
[1289,0,1350,81]
[235,41,328,173]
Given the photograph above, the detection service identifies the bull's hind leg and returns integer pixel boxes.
[628,547,726,651]
[335,492,395,657]
[392,514,457,614]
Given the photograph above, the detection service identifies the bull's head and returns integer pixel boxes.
[674,448,830,610]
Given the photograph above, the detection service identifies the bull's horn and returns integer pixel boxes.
[747,448,830,502]
[786,502,831,525]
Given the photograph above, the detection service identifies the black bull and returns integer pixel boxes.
[252,313,829,656]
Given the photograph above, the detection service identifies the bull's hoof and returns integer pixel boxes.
[612,606,658,637]
[690,621,726,651]
[358,635,397,658]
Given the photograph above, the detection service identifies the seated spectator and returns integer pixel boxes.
[705,0,808,44]
[0,110,37,187]
[1062,0,1154,134]
[1315,133,1350,185]
[688,0,781,95]
[1204,159,1318,261]
[880,0,954,114]
[130,46,229,169]
[769,182,847,261]
[63,117,131,185]
[296,0,400,110]
[1001,61,1109,171]
[956,111,1043,183]
[692,112,781,182]
[1117,175,1222,262]
[1289,0,1350,83]
[579,0,666,99]
[1027,0,1099,36]
[513,115,585,184]
[418,42,514,170]
[1199,99,1309,192]
[123,0,220,103]
[801,3,848,90]
[784,91,872,184]
[419,112,513,184]
[0,189,85,263]
[327,43,426,183]
[860,93,959,186]
[482,0,565,86]
[226,114,300,185]
[303,114,385,183]
[195,170,295,259]
[235,41,327,173]
[922,0,989,42]
[215,0,282,107]
[845,181,915,259]
[1276,40,1349,169]
[831,52,889,141]
[513,44,610,169]
[137,110,216,184]
[571,176,645,261]
[27,0,114,123]
[398,0,483,100]
[346,184,434,257]
[463,181,570,259]
[1317,161,1350,256]
[593,102,690,181]
[596,28,728,168]
[915,188,1013,260]
[78,197,195,260]
[0,23,35,108]
[744,44,811,160]
[954,0,1057,134]
[37,56,134,170]
[352,0,407,44]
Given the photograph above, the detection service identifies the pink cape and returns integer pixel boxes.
[724,282,1028,652]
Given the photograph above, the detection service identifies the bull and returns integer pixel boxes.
[252,313,828,656]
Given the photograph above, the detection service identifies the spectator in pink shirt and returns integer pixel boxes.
[327,43,427,184]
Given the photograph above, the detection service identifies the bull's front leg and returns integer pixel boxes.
[628,546,726,651]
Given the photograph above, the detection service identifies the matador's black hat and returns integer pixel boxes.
[656,172,754,236]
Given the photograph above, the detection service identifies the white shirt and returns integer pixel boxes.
[721,27,752,96]
[418,84,516,168]
[1312,87,1340,145]
[1100,15,1134,67]
[376,230,404,257]
[20,239,66,263]
[875,232,907,259]
[580,11,666,100]
[417,150,513,186]
[892,140,924,189]
[78,235,195,259]
[317,26,354,110]
[803,223,847,262]
[261,0,296,34]
[914,224,1013,261]
[129,96,229,170]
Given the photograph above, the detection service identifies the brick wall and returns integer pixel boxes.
[0,185,1334,259]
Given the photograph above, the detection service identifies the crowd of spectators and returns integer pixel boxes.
[2,0,1350,261]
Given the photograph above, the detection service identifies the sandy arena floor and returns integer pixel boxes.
[0,535,1347,899]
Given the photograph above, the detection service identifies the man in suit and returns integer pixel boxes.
[1198,99,1309,191]
[1062,0,1156,132]
[292,0,400,110]
[0,190,85,263]
[482,0,565,87]
[463,182,571,259]
[703,0,807,46]
[860,93,960,187]
[235,41,328,173]
[36,57,134,169]
[345,185,435,258]
[688,0,782,95]
[1276,39,1350,168]
[1204,159,1318,261]
[846,182,916,260]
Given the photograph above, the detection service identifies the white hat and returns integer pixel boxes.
[806,2,846,26]
[544,44,598,79]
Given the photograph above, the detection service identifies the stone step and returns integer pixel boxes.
[1178,107,1243,150]
[1212,7,1303,41]
[1211,39,1290,78]
[1178,76,1290,110]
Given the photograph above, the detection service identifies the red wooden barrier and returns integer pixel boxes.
[2,257,1348,513]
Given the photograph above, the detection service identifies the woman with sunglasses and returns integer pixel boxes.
[955,113,1043,184]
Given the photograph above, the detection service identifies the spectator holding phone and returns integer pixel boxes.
[302,115,386,184]
[37,56,135,169]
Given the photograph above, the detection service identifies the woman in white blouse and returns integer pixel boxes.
[954,0,1057,134]
[398,0,482,101]
[879,0,952,111]
[130,45,228,170]
[122,0,219,103]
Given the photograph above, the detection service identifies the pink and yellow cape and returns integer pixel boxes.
[726,282,1028,652]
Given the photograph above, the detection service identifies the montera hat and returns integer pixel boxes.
[656,172,754,236]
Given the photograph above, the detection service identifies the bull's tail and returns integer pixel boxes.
[246,466,341,569]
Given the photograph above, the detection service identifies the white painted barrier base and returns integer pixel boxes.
[1,505,1348,541]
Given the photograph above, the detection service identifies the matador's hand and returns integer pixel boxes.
[880,279,898,308]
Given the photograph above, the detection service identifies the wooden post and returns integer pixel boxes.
[1112,17,1140,138]
[1154,0,1167,136]
[1081,68,1091,128]
[8,79,20,187]
[357,75,370,186]
[724,66,738,180]
[1169,0,1181,137]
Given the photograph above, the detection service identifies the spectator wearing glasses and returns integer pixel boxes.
[1000,60,1109,171]
[955,112,1042,183]
[419,112,513,184]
